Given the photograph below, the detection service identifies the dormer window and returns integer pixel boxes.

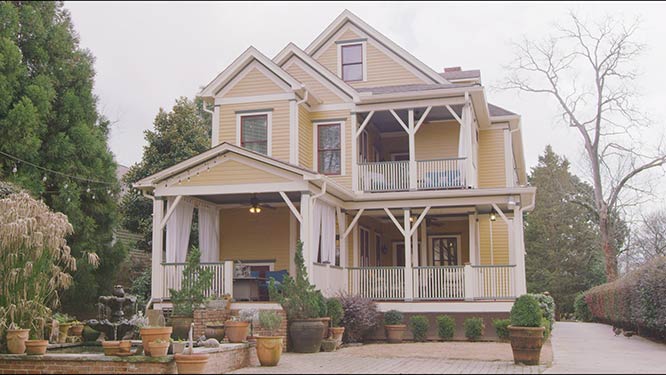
[341,43,363,82]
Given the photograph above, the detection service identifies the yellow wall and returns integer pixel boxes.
[220,207,291,271]
[180,159,289,186]
[478,128,507,188]
[219,100,291,162]
[414,121,460,160]
[284,59,345,104]
[478,214,510,265]
[224,66,286,97]
[298,105,313,169]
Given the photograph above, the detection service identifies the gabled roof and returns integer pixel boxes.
[488,103,517,117]
[440,69,481,82]
[305,10,449,86]
[273,43,360,102]
[356,83,477,95]
[198,46,303,98]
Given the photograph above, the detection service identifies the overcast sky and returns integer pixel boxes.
[66,1,666,191]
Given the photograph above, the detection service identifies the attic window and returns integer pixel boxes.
[341,44,363,82]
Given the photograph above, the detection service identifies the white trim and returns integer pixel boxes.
[289,100,298,164]
[211,106,220,147]
[375,301,513,313]
[217,61,292,97]
[237,261,275,271]
[155,181,309,197]
[504,128,514,187]
[309,103,354,112]
[280,191,302,223]
[336,38,367,82]
[429,234,463,267]
[283,58,353,103]
[236,110,273,157]
[214,93,296,106]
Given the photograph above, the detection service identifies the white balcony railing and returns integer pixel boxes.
[412,266,465,300]
[358,161,410,192]
[161,262,232,300]
[348,267,405,300]
[472,265,516,300]
[416,158,467,189]
[357,158,468,193]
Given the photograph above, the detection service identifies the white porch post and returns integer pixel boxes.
[299,192,314,283]
[403,209,414,301]
[514,206,527,296]
[336,207,348,292]
[420,220,427,266]
[151,199,165,300]
[223,260,234,298]
[351,113,358,192]
[468,212,478,265]
[463,93,475,187]
[408,110,417,190]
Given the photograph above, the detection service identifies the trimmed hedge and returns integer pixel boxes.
[409,315,430,342]
[492,319,511,341]
[584,256,666,339]
[436,315,455,341]
[574,293,592,322]
[464,317,485,341]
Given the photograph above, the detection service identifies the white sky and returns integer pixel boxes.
[66,1,666,192]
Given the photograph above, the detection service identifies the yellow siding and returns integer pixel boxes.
[220,207,291,271]
[218,100,291,162]
[316,29,361,73]
[298,105,313,169]
[478,215,510,265]
[224,67,287,97]
[179,159,289,186]
[478,129,507,188]
[309,110,352,189]
[284,60,345,104]
[414,121,460,160]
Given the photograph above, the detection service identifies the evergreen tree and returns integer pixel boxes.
[120,97,210,250]
[0,1,125,312]
[525,146,606,316]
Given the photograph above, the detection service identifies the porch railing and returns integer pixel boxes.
[472,265,516,300]
[161,262,231,299]
[416,158,467,189]
[358,161,410,192]
[348,267,405,300]
[313,263,347,298]
[412,266,465,300]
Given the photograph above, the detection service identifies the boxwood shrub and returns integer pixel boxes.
[409,315,430,342]
[384,310,404,326]
[511,295,543,327]
[492,319,510,341]
[436,315,455,340]
[464,317,485,341]
[584,256,666,339]
[528,293,556,331]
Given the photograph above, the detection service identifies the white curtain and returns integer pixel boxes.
[320,203,336,264]
[198,205,220,263]
[166,197,195,263]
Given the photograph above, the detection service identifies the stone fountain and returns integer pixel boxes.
[87,285,137,341]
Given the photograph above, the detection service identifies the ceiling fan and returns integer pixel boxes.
[245,194,276,214]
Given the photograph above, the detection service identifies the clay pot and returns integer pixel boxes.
[204,324,225,341]
[508,326,546,366]
[102,341,120,356]
[172,341,186,354]
[25,339,48,355]
[224,320,250,343]
[139,326,172,356]
[149,340,170,357]
[330,327,345,349]
[69,324,84,337]
[175,353,210,374]
[118,340,132,354]
[321,338,337,352]
[169,316,193,340]
[289,319,324,353]
[319,317,331,339]
[57,323,72,344]
[385,324,407,344]
[6,328,30,354]
[256,336,283,366]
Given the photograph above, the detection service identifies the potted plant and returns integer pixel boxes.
[224,316,250,343]
[315,291,330,339]
[6,323,30,354]
[169,247,214,340]
[384,310,406,343]
[102,341,121,356]
[69,320,84,338]
[53,313,74,343]
[25,319,49,355]
[269,241,324,353]
[150,338,170,357]
[327,298,345,348]
[171,339,186,354]
[175,351,210,374]
[255,310,284,366]
[136,312,172,356]
[240,308,259,342]
[204,321,225,341]
[508,295,546,366]
[321,338,337,352]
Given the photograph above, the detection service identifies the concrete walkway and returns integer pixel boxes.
[546,322,666,374]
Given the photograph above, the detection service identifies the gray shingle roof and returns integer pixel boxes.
[357,83,476,95]
[439,69,481,81]
[488,103,517,117]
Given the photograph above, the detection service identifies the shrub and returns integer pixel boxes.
[573,293,592,322]
[436,315,455,341]
[464,317,485,341]
[541,317,551,340]
[409,315,429,342]
[492,319,510,341]
[584,257,666,339]
[338,294,379,343]
[258,311,283,336]
[326,298,344,327]
[169,247,214,317]
[511,295,543,327]
[384,310,404,326]
[528,293,556,330]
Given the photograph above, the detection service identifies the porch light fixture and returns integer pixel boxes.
[249,204,262,214]
[490,208,497,222]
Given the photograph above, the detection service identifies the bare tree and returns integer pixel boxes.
[621,209,666,271]
[502,12,666,281]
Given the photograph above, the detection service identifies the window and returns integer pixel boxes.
[317,123,341,175]
[432,237,459,266]
[360,228,370,267]
[240,114,268,155]
[341,44,363,81]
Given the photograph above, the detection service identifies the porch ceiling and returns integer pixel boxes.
[195,191,300,206]
[365,105,463,133]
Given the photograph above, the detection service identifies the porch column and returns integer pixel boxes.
[151,198,165,300]
[514,206,527,296]
[403,209,414,301]
[351,113,358,192]
[420,220,427,266]
[299,192,314,283]
[408,110,417,190]
[336,207,348,292]
[468,212,478,265]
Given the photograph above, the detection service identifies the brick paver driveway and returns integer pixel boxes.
[231,342,549,374]
[545,322,666,374]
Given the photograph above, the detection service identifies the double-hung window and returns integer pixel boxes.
[317,123,341,175]
[341,43,363,82]
[240,114,268,155]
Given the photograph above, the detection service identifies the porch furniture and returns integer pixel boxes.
[258,270,289,301]
[233,277,265,301]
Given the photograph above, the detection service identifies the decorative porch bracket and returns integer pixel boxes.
[279,191,302,223]
[159,195,182,231]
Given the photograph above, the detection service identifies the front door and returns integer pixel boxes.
[432,237,459,266]
[395,243,405,267]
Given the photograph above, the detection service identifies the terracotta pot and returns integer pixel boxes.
[508,326,545,366]
[69,324,84,337]
[256,336,283,366]
[224,320,249,343]
[149,340,170,357]
[102,341,120,356]
[172,341,186,354]
[205,325,225,341]
[289,319,324,353]
[6,329,30,354]
[140,326,172,356]
[118,340,132,354]
[321,338,336,352]
[175,353,210,374]
[330,327,345,348]
[170,315,193,340]
[385,324,407,344]
[57,323,72,344]
[319,317,331,339]
[25,340,48,355]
